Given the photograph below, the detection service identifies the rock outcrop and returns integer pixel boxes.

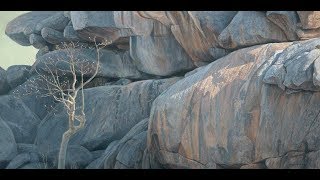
[3,11,320,169]
[144,41,320,169]
[35,77,180,154]
[5,11,58,46]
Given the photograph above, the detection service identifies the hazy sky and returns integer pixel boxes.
[0,11,37,70]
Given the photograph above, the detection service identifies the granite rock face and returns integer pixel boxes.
[4,11,320,169]
[145,42,320,168]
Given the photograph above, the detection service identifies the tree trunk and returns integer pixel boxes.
[58,130,73,169]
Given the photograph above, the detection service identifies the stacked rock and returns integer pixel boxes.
[1,11,320,169]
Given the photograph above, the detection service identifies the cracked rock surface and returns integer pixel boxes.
[2,11,320,169]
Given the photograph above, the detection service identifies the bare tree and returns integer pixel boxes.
[15,38,110,169]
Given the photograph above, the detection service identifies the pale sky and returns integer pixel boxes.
[0,11,37,70]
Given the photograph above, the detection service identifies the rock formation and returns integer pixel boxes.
[1,11,320,169]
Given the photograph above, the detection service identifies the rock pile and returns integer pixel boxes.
[1,11,320,169]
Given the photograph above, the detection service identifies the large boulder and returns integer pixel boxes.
[70,11,142,43]
[135,11,236,64]
[86,140,120,169]
[295,11,320,40]
[127,14,196,76]
[35,77,180,155]
[0,118,17,168]
[114,131,147,169]
[166,11,237,63]
[63,22,83,42]
[266,11,299,41]
[104,119,148,169]
[129,11,237,74]
[297,11,320,30]
[86,119,148,169]
[0,67,10,95]
[10,75,57,120]
[0,95,41,143]
[6,65,31,89]
[145,41,320,168]
[130,32,195,76]
[29,34,48,49]
[41,27,65,44]
[5,11,58,46]
[218,11,288,50]
[35,12,70,34]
